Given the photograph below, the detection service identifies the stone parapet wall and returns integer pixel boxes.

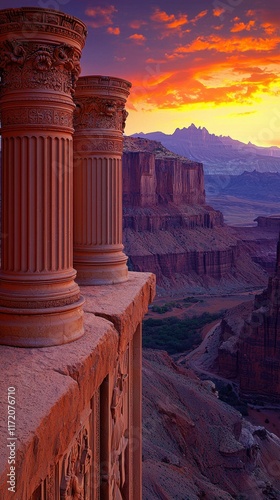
[0,272,155,500]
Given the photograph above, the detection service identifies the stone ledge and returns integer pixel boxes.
[82,271,156,351]
[0,272,155,499]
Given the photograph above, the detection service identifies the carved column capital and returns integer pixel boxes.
[74,75,131,133]
[74,97,128,132]
[0,7,87,96]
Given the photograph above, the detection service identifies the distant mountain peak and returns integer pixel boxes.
[131,125,280,175]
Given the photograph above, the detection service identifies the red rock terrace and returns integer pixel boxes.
[123,137,267,293]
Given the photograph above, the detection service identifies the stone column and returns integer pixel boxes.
[0,8,87,347]
[73,75,131,285]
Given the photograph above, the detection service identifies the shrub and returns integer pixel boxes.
[143,312,221,354]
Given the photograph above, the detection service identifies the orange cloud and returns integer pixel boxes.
[85,5,117,28]
[128,52,280,115]
[191,10,208,24]
[231,20,255,33]
[167,35,280,58]
[246,10,256,16]
[151,9,189,29]
[129,19,147,29]
[262,22,276,35]
[128,33,146,44]
[213,7,225,17]
[107,26,120,35]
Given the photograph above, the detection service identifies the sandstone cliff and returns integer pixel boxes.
[239,238,280,403]
[123,137,205,207]
[123,137,267,293]
[143,349,280,499]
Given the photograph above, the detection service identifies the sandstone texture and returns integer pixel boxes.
[123,137,268,294]
[123,137,205,208]
[217,301,254,380]
[143,349,280,499]
[240,241,280,403]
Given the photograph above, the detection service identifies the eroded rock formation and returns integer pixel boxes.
[123,137,205,207]
[239,236,280,402]
[197,234,280,403]
[123,137,267,292]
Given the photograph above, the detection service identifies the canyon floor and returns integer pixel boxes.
[146,290,260,320]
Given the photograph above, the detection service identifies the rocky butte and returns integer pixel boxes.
[123,137,268,294]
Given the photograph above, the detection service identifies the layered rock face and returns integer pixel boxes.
[123,138,267,292]
[123,138,205,207]
[217,301,254,380]
[209,235,280,402]
[239,238,280,402]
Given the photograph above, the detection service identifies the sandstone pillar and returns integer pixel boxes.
[0,8,87,347]
[73,76,131,285]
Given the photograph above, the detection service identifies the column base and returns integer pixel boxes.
[0,297,85,347]
[76,265,128,285]
[74,247,129,285]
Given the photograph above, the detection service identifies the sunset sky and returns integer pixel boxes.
[2,0,280,147]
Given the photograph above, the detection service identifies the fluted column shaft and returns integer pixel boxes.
[0,7,87,346]
[73,76,131,284]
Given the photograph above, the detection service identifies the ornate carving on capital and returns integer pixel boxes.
[0,40,81,95]
[1,106,73,128]
[73,137,123,153]
[0,8,87,46]
[74,97,128,132]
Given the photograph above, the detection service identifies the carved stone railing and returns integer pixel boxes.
[0,7,87,347]
[0,272,156,499]
[73,76,131,285]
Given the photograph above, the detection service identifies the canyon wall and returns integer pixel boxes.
[207,235,280,402]
[239,241,280,402]
[123,138,267,292]
[122,147,205,207]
